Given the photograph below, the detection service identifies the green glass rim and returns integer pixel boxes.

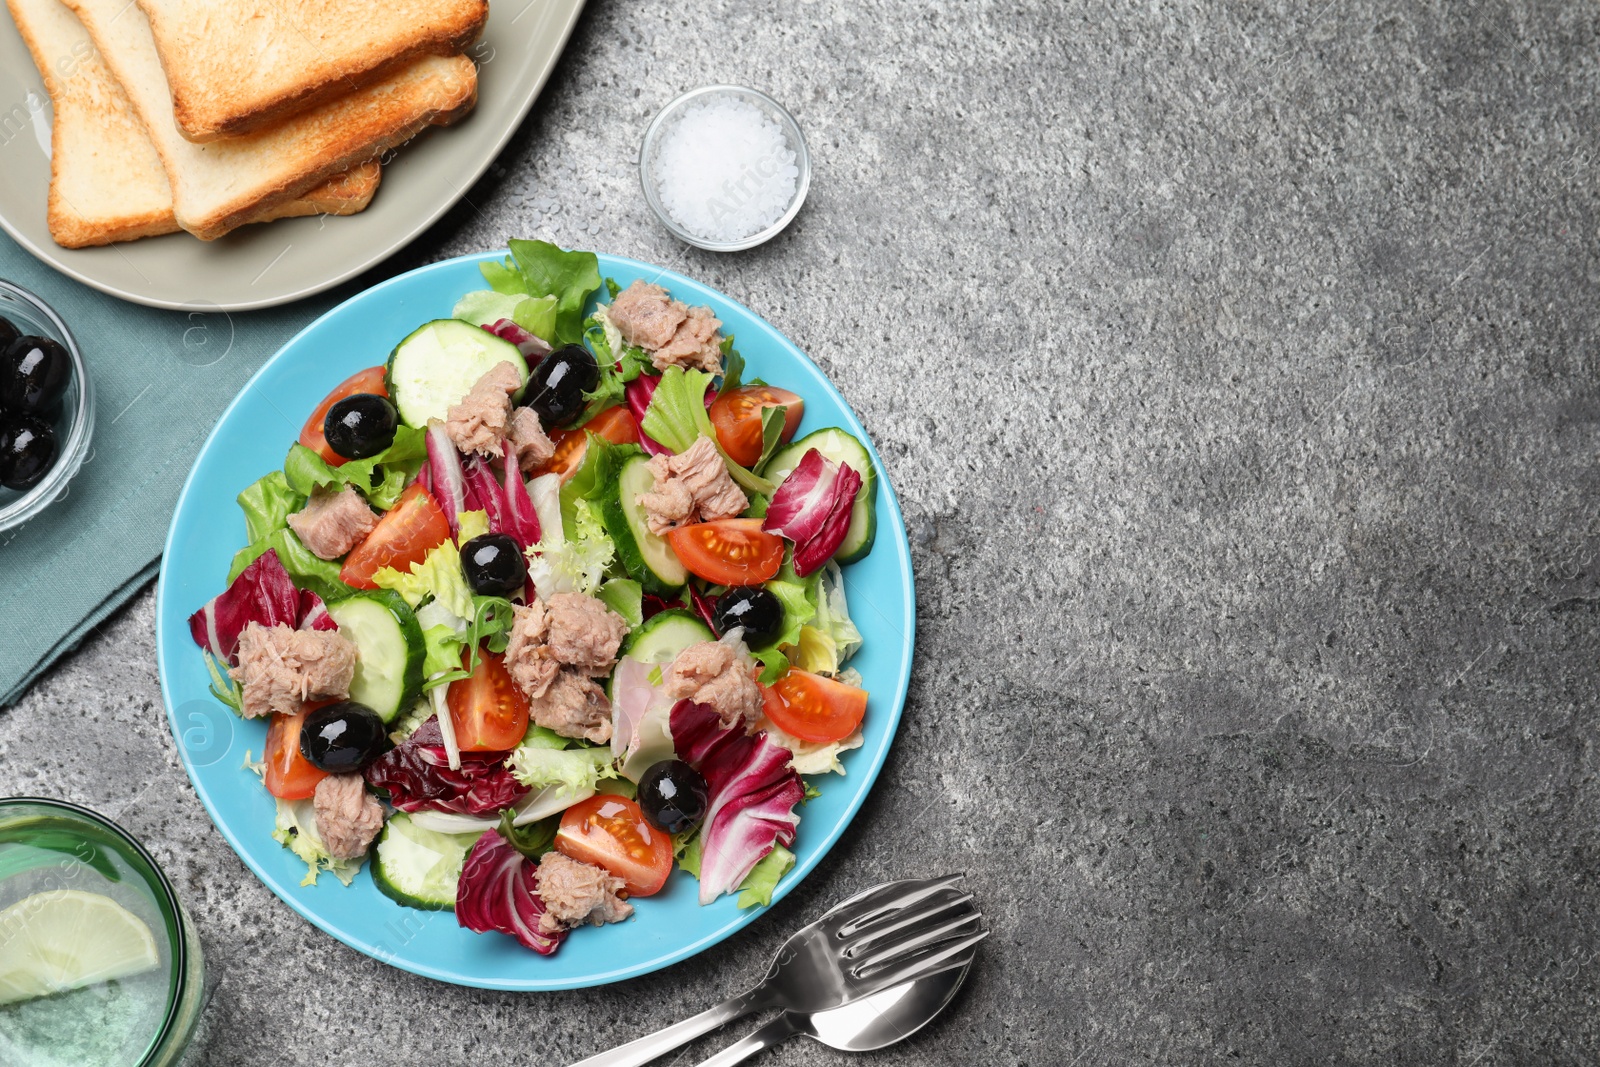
[0,796,191,1066]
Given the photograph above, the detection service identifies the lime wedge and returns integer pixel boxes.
[0,890,160,1005]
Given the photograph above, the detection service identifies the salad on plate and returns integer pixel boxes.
[187,241,879,957]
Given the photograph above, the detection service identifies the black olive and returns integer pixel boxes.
[524,344,598,429]
[0,317,18,361]
[460,532,527,596]
[0,335,71,413]
[298,701,390,773]
[323,393,398,460]
[0,415,57,490]
[638,759,710,834]
[713,587,783,646]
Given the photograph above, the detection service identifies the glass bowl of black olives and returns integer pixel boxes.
[0,280,94,531]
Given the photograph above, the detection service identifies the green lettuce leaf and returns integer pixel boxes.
[760,576,814,650]
[752,405,790,473]
[749,645,790,686]
[229,528,352,602]
[597,578,643,629]
[237,471,305,545]
[675,835,795,908]
[810,561,862,666]
[508,239,602,345]
[677,831,702,876]
[718,338,744,391]
[480,256,526,295]
[499,810,559,860]
[282,424,427,511]
[641,368,773,495]
[453,290,559,344]
[421,624,465,680]
[737,845,795,908]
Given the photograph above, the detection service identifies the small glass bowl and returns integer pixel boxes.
[640,85,812,252]
[0,280,94,532]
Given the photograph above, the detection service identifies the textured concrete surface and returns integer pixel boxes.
[4,0,1600,1063]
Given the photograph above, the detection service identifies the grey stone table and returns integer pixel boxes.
[4,1,1599,1063]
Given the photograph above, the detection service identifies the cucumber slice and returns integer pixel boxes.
[612,609,714,701]
[385,319,529,428]
[766,428,878,562]
[602,454,689,594]
[370,812,481,911]
[622,609,715,665]
[325,590,425,724]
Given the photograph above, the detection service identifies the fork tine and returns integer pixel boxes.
[834,877,969,937]
[850,929,989,991]
[827,873,965,924]
[841,891,974,954]
[847,911,983,972]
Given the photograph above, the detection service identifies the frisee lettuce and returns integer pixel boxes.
[272,798,364,887]
[371,538,473,619]
[506,745,618,794]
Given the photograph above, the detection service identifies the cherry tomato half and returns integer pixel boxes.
[447,650,530,752]
[555,794,673,896]
[761,669,869,744]
[665,519,784,585]
[709,386,804,467]
[532,405,640,482]
[339,483,450,588]
[263,705,331,799]
[298,366,389,466]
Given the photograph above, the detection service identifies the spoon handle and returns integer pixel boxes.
[693,1015,801,1067]
[568,988,770,1067]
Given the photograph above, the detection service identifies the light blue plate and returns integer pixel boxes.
[154,252,914,990]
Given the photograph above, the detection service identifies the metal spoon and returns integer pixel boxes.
[694,946,977,1066]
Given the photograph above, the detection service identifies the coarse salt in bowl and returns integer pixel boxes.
[640,85,811,252]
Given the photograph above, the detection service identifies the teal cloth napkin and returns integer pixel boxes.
[0,232,350,705]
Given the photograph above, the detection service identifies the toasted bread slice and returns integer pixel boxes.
[262,161,381,220]
[65,0,476,241]
[136,0,487,142]
[7,0,384,247]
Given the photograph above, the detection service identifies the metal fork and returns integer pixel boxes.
[568,874,988,1067]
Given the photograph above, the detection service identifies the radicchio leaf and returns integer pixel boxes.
[483,319,553,362]
[762,449,863,578]
[189,549,325,664]
[671,699,804,905]
[364,716,529,815]
[297,590,336,632]
[455,830,566,955]
[625,374,671,456]
[501,448,542,550]
[426,421,468,539]
[640,593,678,622]
[688,582,720,635]
[462,456,510,536]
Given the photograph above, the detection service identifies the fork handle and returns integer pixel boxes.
[693,1015,801,1067]
[568,988,771,1067]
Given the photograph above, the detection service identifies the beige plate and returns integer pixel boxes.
[0,0,585,311]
